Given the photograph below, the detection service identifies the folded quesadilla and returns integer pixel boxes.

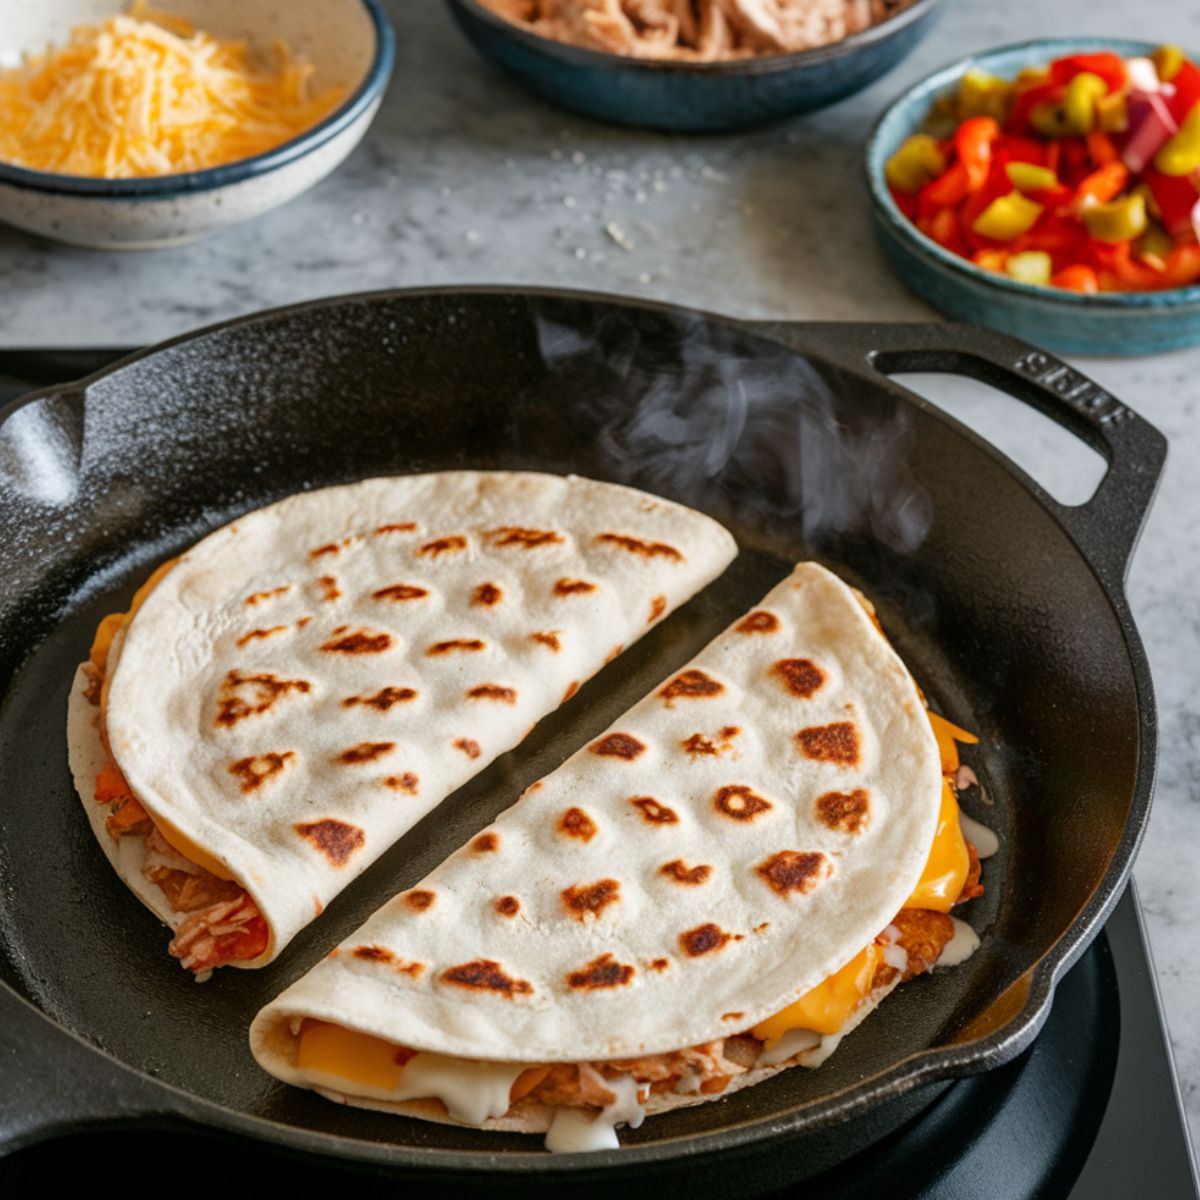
[251,563,990,1150]
[68,472,737,976]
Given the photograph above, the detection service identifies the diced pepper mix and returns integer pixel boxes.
[886,47,1200,292]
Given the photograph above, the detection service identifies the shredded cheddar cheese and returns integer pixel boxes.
[0,4,347,177]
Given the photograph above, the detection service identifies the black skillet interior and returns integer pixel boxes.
[0,290,1164,1185]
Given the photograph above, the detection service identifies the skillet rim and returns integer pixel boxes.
[0,286,1161,1169]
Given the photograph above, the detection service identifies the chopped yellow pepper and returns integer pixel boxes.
[1134,222,1174,267]
[1152,44,1185,84]
[1082,193,1148,242]
[885,134,949,193]
[1095,91,1129,134]
[1031,72,1107,137]
[1006,162,1058,193]
[1154,106,1200,177]
[958,69,1014,121]
[973,192,1043,240]
[1005,251,1053,285]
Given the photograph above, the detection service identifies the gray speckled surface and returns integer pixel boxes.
[1,0,1198,1156]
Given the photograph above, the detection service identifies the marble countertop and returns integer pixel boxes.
[3,0,1197,1158]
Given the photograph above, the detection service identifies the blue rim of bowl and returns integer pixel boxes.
[449,0,939,77]
[865,37,1200,311]
[0,0,396,199]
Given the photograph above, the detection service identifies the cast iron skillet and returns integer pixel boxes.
[0,288,1164,1194]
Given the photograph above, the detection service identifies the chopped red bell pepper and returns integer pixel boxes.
[1165,60,1200,124]
[1049,52,1126,94]
[955,116,1000,189]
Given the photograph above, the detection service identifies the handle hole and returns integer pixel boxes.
[890,372,1107,507]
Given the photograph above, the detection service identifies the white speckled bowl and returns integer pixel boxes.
[0,0,394,249]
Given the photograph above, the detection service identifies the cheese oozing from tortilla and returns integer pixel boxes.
[287,780,980,1130]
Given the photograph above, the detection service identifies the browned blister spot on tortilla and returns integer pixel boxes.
[773,658,826,699]
[403,889,436,912]
[659,669,724,706]
[660,859,712,885]
[321,629,392,654]
[605,644,624,665]
[591,732,645,759]
[295,819,365,867]
[427,639,485,655]
[757,850,830,897]
[228,751,294,793]
[554,577,595,596]
[353,945,393,963]
[494,895,520,917]
[418,535,467,557]
[336,741,395,765]
[296,616,313,629]
[531,630,561,652]
[722,1012,744,1021]
[471,833,499,854]
[562,878,620,921]
[343,686,417,711]
[487,526,563,549]
[441,959,533,997]
[596,532,683,561]
[566,953,635,990]
[467,684,517,703]
[631,796,678,824]
[472,582,502,607]
[680,923,731,957]
[816,789,870,834]
[682,725,740,757]
[314,898,324,916]
[650,957,670,971]
[236,625,288,647]
[454,737,481,759]
[382,772,419,794]
[373,583,427,602]
[714,784,773,822]
[796,722,860,765]
[309,542,340,558]
[648,594,667,624]
[375,522,417,535]
[245,585,290,606]
[396,961,424,978]
[737,610,779,634]
[316,575,341,602]
[563,681,580,702]
[215,670,311,728]
[558,807,597,841]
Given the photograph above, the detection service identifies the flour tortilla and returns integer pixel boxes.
[251,562,943,1119]
[68,471,737,966]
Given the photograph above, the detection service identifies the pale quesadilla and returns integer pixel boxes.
[251,562,989,1149]
[68,472,737,976]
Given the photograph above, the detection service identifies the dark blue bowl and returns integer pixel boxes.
[867,38,1200,356]
[445,0,940,132]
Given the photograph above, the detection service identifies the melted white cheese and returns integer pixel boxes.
[758,1027,822,1067]
[959,814,999,859]
[394,1053,526,1124]
[544,1070,646,1153]
[938,917,981,967]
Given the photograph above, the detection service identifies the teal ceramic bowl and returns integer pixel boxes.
[866,38,1200,356]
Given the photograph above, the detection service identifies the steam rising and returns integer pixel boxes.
[537,312,932,556]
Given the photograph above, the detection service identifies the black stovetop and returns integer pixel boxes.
[0,351,1196,1199]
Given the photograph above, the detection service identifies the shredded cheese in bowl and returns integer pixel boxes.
[0,4,348,178]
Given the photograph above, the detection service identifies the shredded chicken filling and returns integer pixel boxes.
[479,0,915,61]
[86,613,269,975]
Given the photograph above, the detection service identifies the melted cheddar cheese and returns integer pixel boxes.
[904,779,970,914]
[752,943,887,1041]
[297,1022,407,1092]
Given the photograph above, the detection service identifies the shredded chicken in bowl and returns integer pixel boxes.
[479,0,916,61]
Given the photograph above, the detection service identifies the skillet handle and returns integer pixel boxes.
[0,988,188,1155]
[750,321,1168,588]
